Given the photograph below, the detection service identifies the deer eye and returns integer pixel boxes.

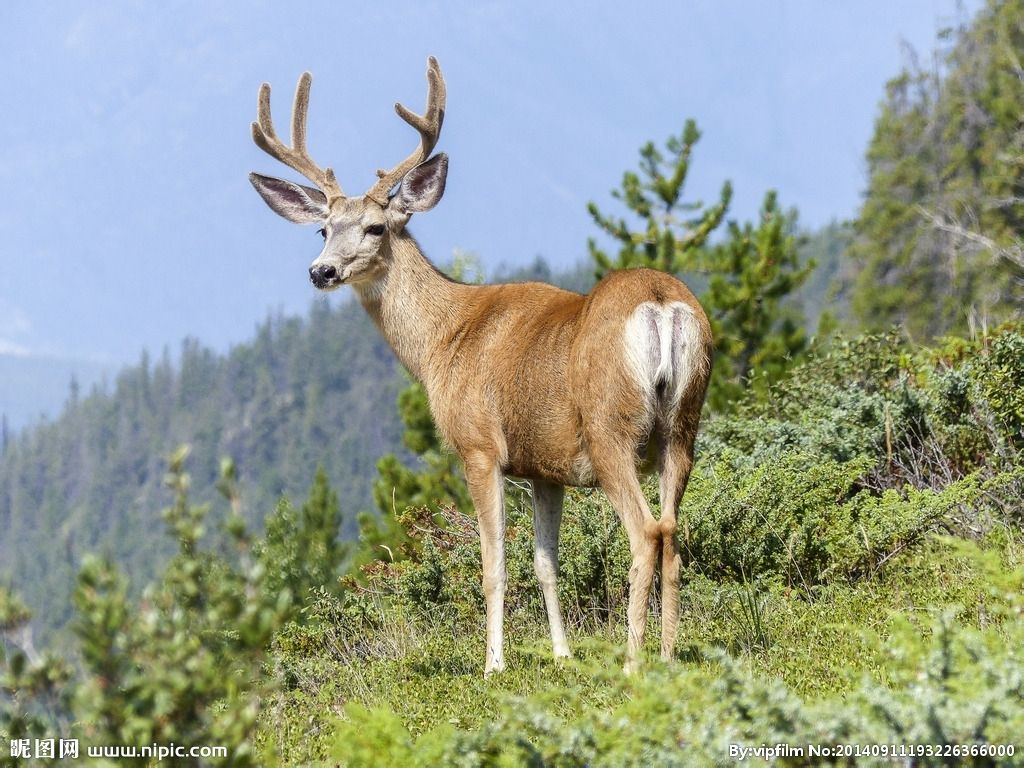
[365,224,385,237]
[317,228,327,239]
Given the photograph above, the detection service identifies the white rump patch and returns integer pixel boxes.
[622,301,700,412]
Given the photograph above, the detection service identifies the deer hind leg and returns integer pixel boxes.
[620,299,707,663]
[656,436,695,661]
[464,451,507,675]
[591,444,661,674]
[532,480,571,659]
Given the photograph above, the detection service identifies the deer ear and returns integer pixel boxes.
[394,154,448,214]
[249,173,328,224]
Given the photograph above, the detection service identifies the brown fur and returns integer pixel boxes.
[353,236,713,672]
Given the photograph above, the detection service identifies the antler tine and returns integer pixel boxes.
[366,56,446,205]
[251,72,344,201]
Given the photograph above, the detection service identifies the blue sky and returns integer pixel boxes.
[0,0,977,372]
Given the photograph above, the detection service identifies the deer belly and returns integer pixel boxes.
[500,410,593,486]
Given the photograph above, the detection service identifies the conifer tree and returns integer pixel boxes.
[703,192,813,409]
[371,383,472,520]
[257,465,348,607]
[302,466,346,570]
[588,120,732,279]
[588,122,812,409]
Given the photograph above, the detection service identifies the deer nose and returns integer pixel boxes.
[309,264,337,288]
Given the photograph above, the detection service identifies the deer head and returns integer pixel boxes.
[249,57,448,290]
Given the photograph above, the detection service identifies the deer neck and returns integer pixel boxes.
[352,231,463,382]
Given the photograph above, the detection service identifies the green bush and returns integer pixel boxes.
[704,325,1023,507]
[679,454,871,586]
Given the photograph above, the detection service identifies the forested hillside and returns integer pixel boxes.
[0,298,407,644]
[849,0,1024,337]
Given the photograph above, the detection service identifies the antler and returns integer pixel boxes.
[251,72,344,202]
[365,56,446,205]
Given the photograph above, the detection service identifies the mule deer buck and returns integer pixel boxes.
[249,57,712,674]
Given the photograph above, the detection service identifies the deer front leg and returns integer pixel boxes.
[532,480,571,659]
[464,452,507,675]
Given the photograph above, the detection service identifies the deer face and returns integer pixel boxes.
[249,153,447,291]
[248,59,448,292]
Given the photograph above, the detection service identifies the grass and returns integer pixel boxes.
[256,531,1024,765]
